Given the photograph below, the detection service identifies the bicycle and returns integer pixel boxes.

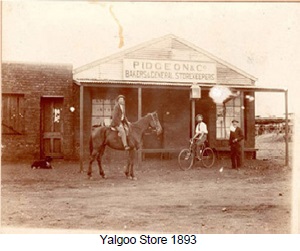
[178,138,215,170]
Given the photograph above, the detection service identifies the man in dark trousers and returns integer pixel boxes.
[229,119,244,169]
[111,95,130,150]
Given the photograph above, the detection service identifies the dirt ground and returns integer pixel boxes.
[1,153,292,234]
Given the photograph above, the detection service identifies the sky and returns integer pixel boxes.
[2,1,300,116]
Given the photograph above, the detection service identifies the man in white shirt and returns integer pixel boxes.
[192,114,208,148]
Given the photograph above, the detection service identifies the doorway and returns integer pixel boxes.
[40,97,64,158]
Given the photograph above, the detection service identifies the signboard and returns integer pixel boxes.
[123,59,217,83]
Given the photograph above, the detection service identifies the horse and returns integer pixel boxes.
[88,111,162,180]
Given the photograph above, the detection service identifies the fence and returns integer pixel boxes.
[255,133,292,161]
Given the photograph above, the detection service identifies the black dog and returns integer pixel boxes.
[31,156,53,169]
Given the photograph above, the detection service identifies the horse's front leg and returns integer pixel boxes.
[125,164,130,178]
[125,153,130,178]
[97,146,106,179]
[128,150,137,180]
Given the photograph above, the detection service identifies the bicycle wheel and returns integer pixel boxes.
[201,147,215,168]
[178,149,194,171]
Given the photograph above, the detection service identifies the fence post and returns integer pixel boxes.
[285,89,289,166]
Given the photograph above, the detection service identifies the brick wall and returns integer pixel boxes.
[1,62,76,162]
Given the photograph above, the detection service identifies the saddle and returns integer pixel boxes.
[110,123,130,137]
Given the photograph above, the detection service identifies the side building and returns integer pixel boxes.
[1,62,78,161]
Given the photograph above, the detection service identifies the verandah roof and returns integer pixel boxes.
[74,79,287,93]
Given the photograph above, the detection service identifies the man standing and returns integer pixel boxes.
[111,95,130,150]
[229,119,244,169]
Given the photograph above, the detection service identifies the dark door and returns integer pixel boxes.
[41,97,64,158]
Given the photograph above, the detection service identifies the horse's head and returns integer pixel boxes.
[149,111,162,135]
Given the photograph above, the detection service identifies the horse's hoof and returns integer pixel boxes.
[131,176,137,181]
[127,176,132,180]
[102,175,107,179]
[88,176,93,180]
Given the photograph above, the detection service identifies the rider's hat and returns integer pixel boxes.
[116,95,125,101]
[232,119,239,123]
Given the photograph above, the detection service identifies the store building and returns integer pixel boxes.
[73,34,259,166]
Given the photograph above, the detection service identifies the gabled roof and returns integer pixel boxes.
[73,34,257,82]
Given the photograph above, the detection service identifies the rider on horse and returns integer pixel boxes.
[111,95,130,151]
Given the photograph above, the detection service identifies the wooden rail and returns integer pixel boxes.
[141,148,181,160]
[140,147,258,160]
[214,147,258,159]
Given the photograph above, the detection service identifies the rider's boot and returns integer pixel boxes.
[121,131,130,150]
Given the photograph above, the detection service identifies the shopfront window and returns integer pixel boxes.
[92,99,115,126]
[216,97,241,139]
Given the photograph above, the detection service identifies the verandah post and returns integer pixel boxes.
[240,91,245,165]
[79,84,84,172]
[137,87,142,167]
[191,100,195,137]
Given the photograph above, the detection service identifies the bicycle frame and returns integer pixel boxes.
[189,139,205,159]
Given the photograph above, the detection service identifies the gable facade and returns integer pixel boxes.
[74,34,256,86]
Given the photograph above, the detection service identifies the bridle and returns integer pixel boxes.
[150,112,160,132]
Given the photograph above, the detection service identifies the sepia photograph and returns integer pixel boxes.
[1,1,299,235]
